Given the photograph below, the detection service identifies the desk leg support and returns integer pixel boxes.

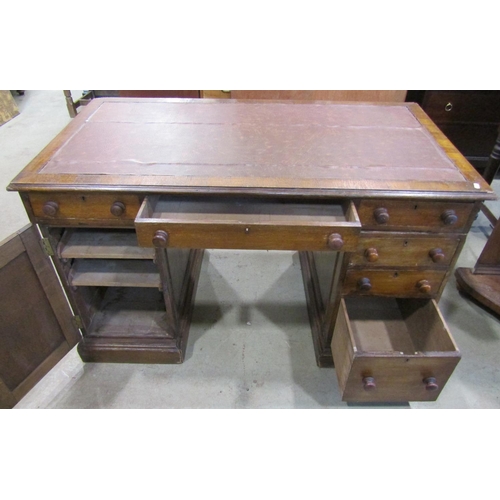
[300,251,347,367]
[456,216,500,317]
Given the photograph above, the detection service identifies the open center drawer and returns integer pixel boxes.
[332,297,461,402]
[135,195,361,251]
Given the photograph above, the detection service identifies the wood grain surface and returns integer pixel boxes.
[0,90,19,126]
[332,298,460,402]
[230,90,407,102]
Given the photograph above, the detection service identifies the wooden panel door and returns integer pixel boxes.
[0,225,81,408]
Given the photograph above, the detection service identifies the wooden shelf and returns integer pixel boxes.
[70,259,160,288]
[60,229,154,260]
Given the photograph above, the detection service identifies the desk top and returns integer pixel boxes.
[8,98,495,200]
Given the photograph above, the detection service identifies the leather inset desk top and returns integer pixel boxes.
[8,99,495,200]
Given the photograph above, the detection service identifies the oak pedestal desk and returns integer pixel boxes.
[6,98,496,403]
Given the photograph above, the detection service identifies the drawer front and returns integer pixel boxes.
[422,90,500,124]
[349,233,463,268]
[343,269,447,297]
[29,193,142,226]
[331,298,460,402]
[336,355,460,402]
[135,196,361,251]
[356,199,475,232]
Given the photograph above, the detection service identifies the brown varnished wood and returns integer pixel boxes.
[155,248,180,336]
[356,199,476,232]
[201,90,231,99]
[39,226,101,332]
[0,90,19,126]
[343,269,447,298]
[420,91,500,126]
[349,233,463,268]
[118,90,200,98]
[69,259,161,288]
[205,90,407,102]
[135,196,361,252]
[455,215,500,316]
[332,298,460,402]
[456,268,500,317]
[28,192,143,226]
[299,249,353,367]
[59,229,155,260]
[0,225,80,408]
[475,214,500,269]
[19,227,81,347]
[230,90,408,102]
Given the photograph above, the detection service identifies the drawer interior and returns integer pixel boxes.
[344,297,458,355]
[332,297,461,401]
[138,195,358,225]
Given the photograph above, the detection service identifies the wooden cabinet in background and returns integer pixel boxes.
[66,90,407,116]
[406,90,500,175]
[228,90,407,102]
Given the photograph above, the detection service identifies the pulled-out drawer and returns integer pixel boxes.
[332,297,460,402]
[135,195,361,251]
[349,233,463,268]
[343,269,447,297]
[356,199,475,232]
[28,193,142,226]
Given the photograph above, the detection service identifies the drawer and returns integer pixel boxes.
[343,269,447,297]
[422,90,500,124]
[356,199,475,232]
[349,233,463,268]
[135,195,361,251]
[331,297,460,402]
[28,193,143,226]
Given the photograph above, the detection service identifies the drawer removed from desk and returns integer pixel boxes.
[135,195,361,251]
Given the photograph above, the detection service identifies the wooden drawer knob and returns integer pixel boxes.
[429,248,445,263]
[364,247,379,262]
[362,376,376,391]
[373,207,389,224]
[152,230,169,248]
[327,233,344,250]
[441,210,458,225]
[110,201,126,216]
[42,201,59,216]
[417,279,432,294]
[423,377,439,391]
[358,277,372,291]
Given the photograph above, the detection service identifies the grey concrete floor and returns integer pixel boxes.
[2,90,500,409]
